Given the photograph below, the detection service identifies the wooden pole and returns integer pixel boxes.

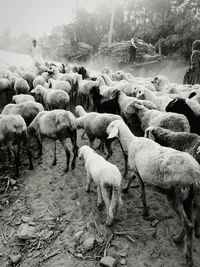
[108,1,115,45]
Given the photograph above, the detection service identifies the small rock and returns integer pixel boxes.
[0,252,3,257]
[120,258,126,265]
[14,219,22,226]
[117,249,128,257]
[17,223,36,240]
[13,186,18,190]
[10,179,16,186]
[74,230,84,241]
[21,216,31,223]
[83,236,95,251]
[39,229,54,240]
[9,254,22,265]
[71,191,78,200]
[28,221,36,226]
[100,256,117,267]
[0,205,3,211]
[151,219,159,227]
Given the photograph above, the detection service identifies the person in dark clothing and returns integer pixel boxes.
[183,40,200,85]
[130,37,137,61]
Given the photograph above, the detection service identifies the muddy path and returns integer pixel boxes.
[0,130,200,267]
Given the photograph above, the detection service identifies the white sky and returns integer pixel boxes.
[0,0,109,37]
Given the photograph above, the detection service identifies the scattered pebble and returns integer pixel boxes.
[71,191,79,200]
[151,219,159,227]
[74,230,84,241]
[21,216,31,223]
[17,223,36,240]
[13,186,18,190]
[120,258,126,265]
[9,254,22,265]
[100,256,117,267]
[82,236,95,251]
[10,179,16,186]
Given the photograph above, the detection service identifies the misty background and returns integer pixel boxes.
[0,0,200,82]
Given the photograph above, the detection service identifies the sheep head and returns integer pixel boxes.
[165,98,186,113]
[78,145,91,160]
[125,101,144,115]
[135,87,146,100]
[107,119,123,139]
[151,75,169,91]
[112,71,124,81]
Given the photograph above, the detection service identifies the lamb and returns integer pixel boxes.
[0,114,33,177]
[2,101,44,126]
[151,74,193,92]
[14,78,30,95]
[89,86,120,114]
[166,98,200,134]
[75,107,123,160]
[48,78,71,94]
[78,145,122,226]
[12,94,35,104]
[107,119,200,267]
[28,110,78,172]
[126,100,190,133]
[33,75,46,88]
[135,86,172,111]
[21,71,36,90]
[31,85,70,110]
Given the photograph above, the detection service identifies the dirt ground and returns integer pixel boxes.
[0,126,200,267]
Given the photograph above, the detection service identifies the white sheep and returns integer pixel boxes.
[125,100,190,132]
[28,110,78,172]
[78,145,122,226]
[75,106,123,159]
[0,114,33,177]
[31,85,70,110]
[12,94,35,104]
[107,119,200,267]
[135,86,172,111]
[2,101,44,126]
[33,75,46,88]
[48,78,71,94]
[14,78,30,95]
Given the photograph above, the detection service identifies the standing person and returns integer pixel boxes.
[183,40,200,85]
[130,37,137,61]
[31,39,43,67]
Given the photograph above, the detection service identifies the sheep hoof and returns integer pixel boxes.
[122,187,129,194]
[85,187,90,193]
[64,167,69,173]
[71,164,75,170]
[97,202,103,209]
[185,256,193,267]
[173,233,184,243]
[52,160,57,166]
[142,210,149,217]
[106,218,113,226]
[195,227,200,238]
[29,164,33,170]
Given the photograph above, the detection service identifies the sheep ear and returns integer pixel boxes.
[196,146,200,155]
[134,103,143,109]
[144,129,155,141]
[107,127,118,139]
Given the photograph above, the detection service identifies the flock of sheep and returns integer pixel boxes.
[1,62,200,266]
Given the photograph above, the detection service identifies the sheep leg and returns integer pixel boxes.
[52,140,57,166]
[34,132,43,157]
[194,190,200,238]
[10,144,20,178]
[182,186,194,267]
[97,186,103,208]
[81,130,87,140]
[167,191,186,243]
[101,184,112,226]
[137,175,149,217]
[23,133,33,170]
[85,170,92,192]
[122,174,136,193]
[59,139,70,173]
[70,133,78,170]
[88,136,95,148]
[105,139,113,160]
[107,186,120,226]
[118,140,128,178]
